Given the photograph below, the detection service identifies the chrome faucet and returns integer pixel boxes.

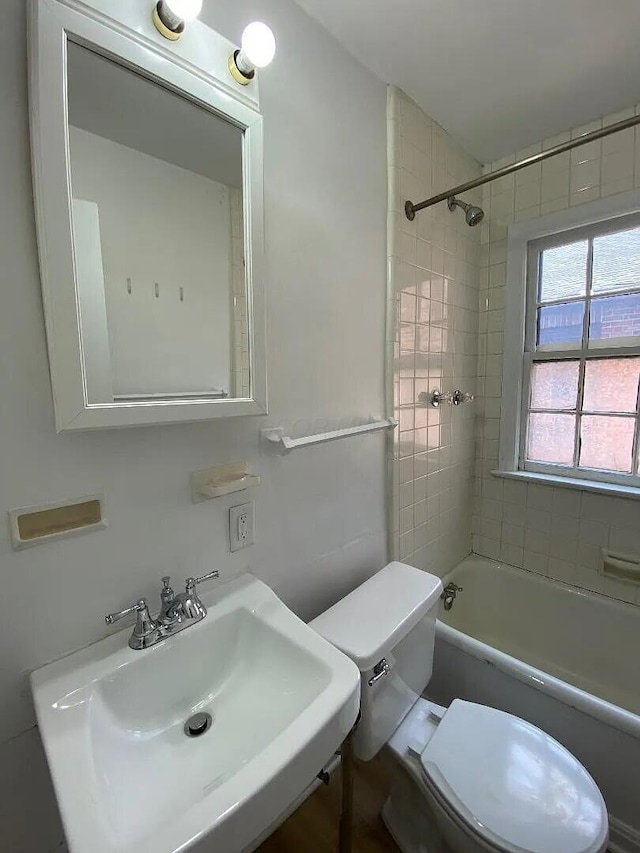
[441,581,463,611]
[105,570,220,650]
[165,572,217,621]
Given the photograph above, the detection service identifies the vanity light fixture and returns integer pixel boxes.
[152,0,203,40]
[229,21,276,85]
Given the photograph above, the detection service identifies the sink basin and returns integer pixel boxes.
[31,574,360,853]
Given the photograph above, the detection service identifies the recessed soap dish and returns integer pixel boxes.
[190,462,261,503]
[600,549,640,584]
[8,495,107,550]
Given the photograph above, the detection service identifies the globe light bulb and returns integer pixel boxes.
[240,22,276,68]
[164,0,202,21]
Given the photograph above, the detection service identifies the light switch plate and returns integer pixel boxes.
[229,502,254,552]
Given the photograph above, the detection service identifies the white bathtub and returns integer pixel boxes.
[427,555,640,853]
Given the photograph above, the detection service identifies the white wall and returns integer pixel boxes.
[69,126,233,397]
[387,87,481,577]
[474,106,640,606]
[0,0,387,849]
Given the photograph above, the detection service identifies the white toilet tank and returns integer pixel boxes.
[310,562,442,760]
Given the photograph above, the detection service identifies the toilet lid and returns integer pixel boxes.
[419,700,608,853]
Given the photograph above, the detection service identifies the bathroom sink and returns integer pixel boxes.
[31,574,360,853]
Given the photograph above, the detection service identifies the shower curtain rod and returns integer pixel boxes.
[404,112,640,220]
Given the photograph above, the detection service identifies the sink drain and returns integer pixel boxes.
[184,712,213,738]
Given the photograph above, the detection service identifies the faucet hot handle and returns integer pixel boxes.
[105,598,149,625]
[185,569,220,592]
[105,598,160,649]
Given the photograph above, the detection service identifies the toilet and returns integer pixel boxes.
[310,561,609,853]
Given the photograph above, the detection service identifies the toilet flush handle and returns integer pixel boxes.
[368,658,391,687]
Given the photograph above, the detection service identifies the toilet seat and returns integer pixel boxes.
[418,700,609,853]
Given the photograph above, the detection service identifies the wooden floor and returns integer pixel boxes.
[257,751,399,853]
[257,751,616,853]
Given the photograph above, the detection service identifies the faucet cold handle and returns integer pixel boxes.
[185,570,220,593]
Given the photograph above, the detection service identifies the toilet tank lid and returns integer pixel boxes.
[309,562,442,671]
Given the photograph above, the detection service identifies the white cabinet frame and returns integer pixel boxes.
[29,0,267,430]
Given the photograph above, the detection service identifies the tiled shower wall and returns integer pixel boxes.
[474,104,640,606]
[387,87,482,576]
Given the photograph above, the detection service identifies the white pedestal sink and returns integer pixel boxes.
[31,574,360,853]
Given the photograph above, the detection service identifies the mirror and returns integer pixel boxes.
[68,44,248,403]
[29,0,266,430]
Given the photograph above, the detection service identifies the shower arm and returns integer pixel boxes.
[405,112,640,220]
[448,197,468,211]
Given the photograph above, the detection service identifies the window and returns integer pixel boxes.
[520,215,640,486]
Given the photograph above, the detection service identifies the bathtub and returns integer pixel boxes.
[426,555,640,853]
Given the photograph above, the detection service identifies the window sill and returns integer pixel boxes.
[491,469,640,501]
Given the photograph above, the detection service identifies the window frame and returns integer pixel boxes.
[499,189,640,493]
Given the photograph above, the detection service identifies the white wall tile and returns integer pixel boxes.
[551,488,582,517]
[388,87,481,576]
[475,103,640,606]
[609,526,640,555]
[551,513,580,540]
[523,549,549,575]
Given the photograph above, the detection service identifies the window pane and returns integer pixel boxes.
[579,415,635,473]
[583,358,640,413]
[539,241,588,303]
[592,226,640,295]
[530,361,579,410]
[537,302,584,348]
[589,293,640,345]
[527,413,575,465]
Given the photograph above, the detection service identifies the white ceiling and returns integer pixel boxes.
[292,0,640,164]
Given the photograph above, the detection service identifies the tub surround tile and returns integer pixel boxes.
[502,522,525,548]
[550,536,578,565]
[500,543,524,567]
[390,91,640,607]
[611,497,640,529]
[524,528,550,555]
[388,87,481,577]
[502,503,526,527]
[525,508,552,534]
[503,479,527,506]
[609,525,640,555]
[575,542,602,572]
[551,514,580,541]
[603,575,637,604]
[578,519,609,548]
[552,488,582,518]
[523,550,549,575]
[474,103,640,607]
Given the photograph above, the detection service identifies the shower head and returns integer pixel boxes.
[447,196,485,227]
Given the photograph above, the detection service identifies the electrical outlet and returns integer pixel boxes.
[229,502,254,552]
